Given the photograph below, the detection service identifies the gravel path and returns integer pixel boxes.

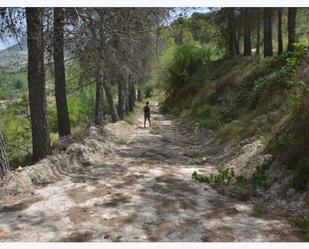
[0,103,302,241]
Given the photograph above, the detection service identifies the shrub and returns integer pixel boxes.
[192,168,235,185]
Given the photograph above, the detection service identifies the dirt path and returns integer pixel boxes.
[0,103,302,242]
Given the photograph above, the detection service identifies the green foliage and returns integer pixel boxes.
[235,175,248,185]
[192,158,272,201]
[233,175,252,201]
[244,42,307,108]
[292,159,309,191]
[298,214,309,241]
[251,158,272,190]
[271,133,291,150]
[163,43,210,88]
[192,168,235,185]
[0,69,27,98]
[0,94,32,167]
[251,166,271,190]
[0,60,97,165]
[49,91,95,134]
[190,105,221,129]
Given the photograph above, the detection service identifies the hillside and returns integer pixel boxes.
[152,41,309,220]
[0,38,27,70]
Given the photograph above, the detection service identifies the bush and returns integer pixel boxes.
[243,42,307,108]
[192,168,235,185]
[160,43,211,107]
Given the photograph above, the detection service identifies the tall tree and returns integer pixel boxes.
[53,7,71,137]
[277,8,283,54]
[94,55,105,126]
[118,75,126,120]
[227,8,236,57]
[0,130,9,179]
[288,8,297,52]
[243,8,252,56]
[137,85,143,102]
[125,74,130,115]
[26,7,51,162]
[256,8,261,55]
[128,78,135,112]
[235,29,240,55]
[263,8,273,57]
[97,9,119,123]
[104,80,119,122]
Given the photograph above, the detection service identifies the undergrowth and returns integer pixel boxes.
[298,214,309,241]
[192,157,273,200]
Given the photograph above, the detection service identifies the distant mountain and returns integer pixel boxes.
[0,37,28,70]
[3,38,27,52]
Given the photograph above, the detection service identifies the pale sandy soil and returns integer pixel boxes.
[0,103,302,242]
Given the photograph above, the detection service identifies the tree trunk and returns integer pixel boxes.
[94,63,104,126]
[0,130,9,179]
[118,78,126,120]
[263,8,273,57]
[53,7,71,137]
[137,88,142,102]
[288,8,297,52]
[256,9,261,55]
[104,81,119,123]
[26,8,51,162]
[243,8,252,56]
[128,80,135,112]
[235,26,240,55]
[125,75,130,115]
[133,82,136,106]
[95,9,105,126]
[277,8,283,54]
[227,8,236,57]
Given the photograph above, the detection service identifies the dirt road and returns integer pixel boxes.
[0,103,302,242]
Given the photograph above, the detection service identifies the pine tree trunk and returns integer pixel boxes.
[277,8,283,54]
[118,79,126,120]
[94,63,104,126]
[227,8,236,57]
[53,7,71,137]
[0,130,9,179]
[132,82,136,106]
[256,9,261,55]
[26,8,51,162]
[243,8,252,56]
[128,80,135,112]
[235,27,240,55]
[263,8,273,57]
[95,9,105,126]
[104,81,119,123]
[137,88,142,102]
[125,75,130,115]
[288,8,297,52]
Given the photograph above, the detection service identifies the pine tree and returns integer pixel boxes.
[26,7,51,162]
[53,7,71,137]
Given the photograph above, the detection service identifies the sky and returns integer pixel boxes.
[0,7,210,51]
